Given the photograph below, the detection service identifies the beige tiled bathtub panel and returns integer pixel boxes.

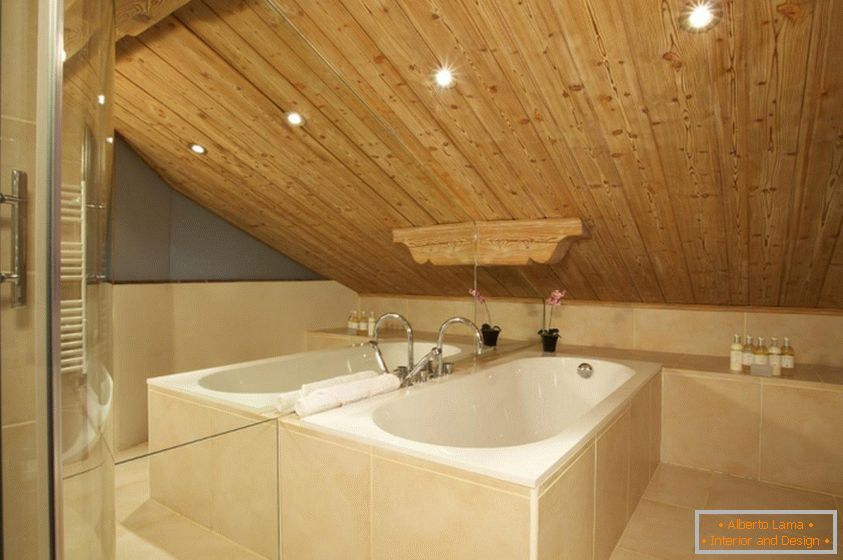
[760,384,843,495]
[537,445,595,560]
[371,456,531,560]
[662,372,761,477]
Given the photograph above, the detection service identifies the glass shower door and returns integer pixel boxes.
[1,1,56,559]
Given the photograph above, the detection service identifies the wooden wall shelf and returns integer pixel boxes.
[393,218,588,266]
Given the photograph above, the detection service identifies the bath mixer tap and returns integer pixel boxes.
[371,312,414,375]
[402,316,483,386]
[435,317,483,377]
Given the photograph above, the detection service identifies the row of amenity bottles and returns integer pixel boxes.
[729,335,795,376]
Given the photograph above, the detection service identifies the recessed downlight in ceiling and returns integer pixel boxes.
[96,94,106,105]
[286,111,305,126]
[189,143,207,155]
[434,66,456,89]
[681,1,720,31]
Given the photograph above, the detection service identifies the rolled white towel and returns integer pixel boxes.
[275,390,301,414]
[278,370,378,414]
[294,391,341,417]
[300,370,378,396]
[294,374,401,418]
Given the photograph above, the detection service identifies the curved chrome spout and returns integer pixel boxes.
[435,317,483,376]
[373,312,414,372]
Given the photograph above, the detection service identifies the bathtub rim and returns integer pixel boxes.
[293,348,661,488]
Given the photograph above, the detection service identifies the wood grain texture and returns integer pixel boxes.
[393,219,587,266]
[113,0,843,306]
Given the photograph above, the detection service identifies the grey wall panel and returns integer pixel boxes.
[111,136,321,282]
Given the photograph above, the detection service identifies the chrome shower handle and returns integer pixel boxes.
[0,170,27,307]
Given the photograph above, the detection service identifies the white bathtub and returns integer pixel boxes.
[147,341,467,415]
[300,350,660,487]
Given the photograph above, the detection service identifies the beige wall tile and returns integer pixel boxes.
[760,385,843,495]
[279,427,370,560]
[538,445,595,560]
[359,296,409,320]
[405,298,461,333]
[595,410,631,560]
[559,304,635,348]
[2,422,42,559]
[172,281,357,372]
[629,386,652,513]
[706,473,836,509]
[492,300,543,341]
[662,372,760,477]
[371,456,530,560]
[634,308,744,356]
[650,374,662,476]
[643,464,712,509]
[113,283,174,450]
[746,312,843,367]
[149,439,212,527]
[0,1,37,121]
[610,548,663,560]
[210,422,278,559]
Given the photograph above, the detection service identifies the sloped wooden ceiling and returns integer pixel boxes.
[113,0,843,307]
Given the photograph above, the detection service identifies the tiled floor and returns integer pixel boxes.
[115,449,265,560]
[611,464,843,560]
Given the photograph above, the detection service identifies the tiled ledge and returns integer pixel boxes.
[553,343,843,391]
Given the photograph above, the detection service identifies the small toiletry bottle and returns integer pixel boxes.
[781,337,795,371]
[741,335,755,372]
[347,310,356,334]
[366,311,375,337]
[753,336,768,365]
[729,334,743,372]
[357,311,367,333]
[768,337,782,376]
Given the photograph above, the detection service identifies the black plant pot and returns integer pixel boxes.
[482,329,501,347]
[541,334,559,353]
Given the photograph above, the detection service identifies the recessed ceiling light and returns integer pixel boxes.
[105,136,114,144]
[188,143,207,155]
[286,112,305,126]
[96,94,106,105]
[682,1,719,31]
[434,66,455,89]
[61,49,67,63]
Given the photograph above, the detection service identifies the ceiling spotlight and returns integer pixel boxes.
[682,1,719,31]
[61,49,68,63]
[105,136,114,144]
[96,94,106,105]
[434,66,455,89]
[286,112,305,126]
[189,143,207,155]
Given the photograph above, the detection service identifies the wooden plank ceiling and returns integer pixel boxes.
[113,0,843,307]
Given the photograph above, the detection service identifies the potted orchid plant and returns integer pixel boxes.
[469,288,501,347]
[538,289,566,352]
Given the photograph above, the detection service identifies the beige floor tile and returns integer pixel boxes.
[706,474,836,510]
[617,499,695,560]
[643,464,712,509]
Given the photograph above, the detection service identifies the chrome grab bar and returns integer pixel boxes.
[0,170,27,307]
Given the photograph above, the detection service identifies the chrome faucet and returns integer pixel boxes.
[435,317,483,377]
[401,316,483,387]
[372,312,414,374]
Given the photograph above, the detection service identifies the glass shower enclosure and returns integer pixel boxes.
[1,0,115,558]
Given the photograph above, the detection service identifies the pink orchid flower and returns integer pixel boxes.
[545,289,566,306]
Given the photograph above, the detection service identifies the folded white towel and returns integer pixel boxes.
[276,370,378,414]
[294,374,401,418]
